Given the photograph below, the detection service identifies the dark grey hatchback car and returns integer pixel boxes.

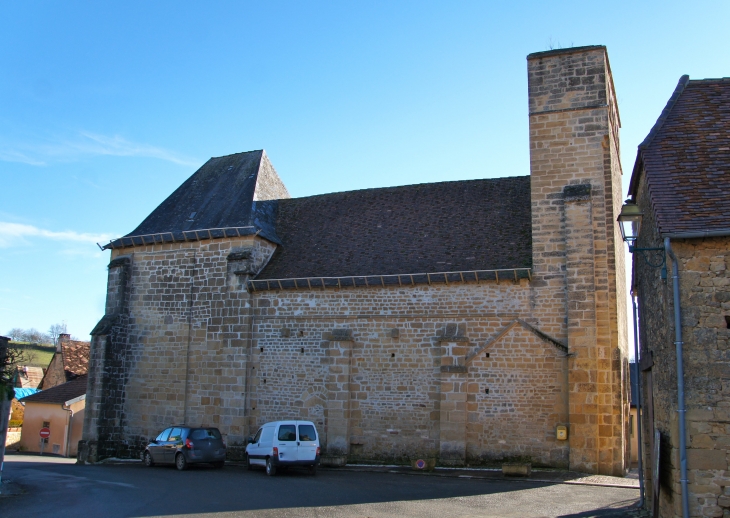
[143,426,226,470]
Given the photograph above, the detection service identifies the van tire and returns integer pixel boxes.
[266,457,277,476]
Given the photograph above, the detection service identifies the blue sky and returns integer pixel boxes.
[1,1,728,340]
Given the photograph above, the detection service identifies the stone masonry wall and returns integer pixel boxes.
[635,164,730,517]
[248,280,569,466]
[527,46,629,475]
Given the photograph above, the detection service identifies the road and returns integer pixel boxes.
[1,454,642,517]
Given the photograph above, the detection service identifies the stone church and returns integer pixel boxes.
[81,45,630,475]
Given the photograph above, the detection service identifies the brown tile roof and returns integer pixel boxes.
[630,76,730,237]
[256,176,532,281]
[61,340,90,381]
[20,375,87,405]
[15,366,44,388]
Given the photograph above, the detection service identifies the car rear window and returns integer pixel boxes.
[298,424,317,442]
[191,428,222,440]
[277,425,296,441]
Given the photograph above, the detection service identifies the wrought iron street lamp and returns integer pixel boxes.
[617,199,643,250]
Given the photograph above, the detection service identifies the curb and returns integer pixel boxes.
[96,458,641,490]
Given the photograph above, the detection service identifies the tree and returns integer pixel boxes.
[1,336,27,492]
[48,323,68,346]
[6,329,25,341]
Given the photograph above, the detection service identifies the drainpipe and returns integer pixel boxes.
[665,237,689,518]
[62,403,72,457]
[631,291,645,507]
[62,394,86,458]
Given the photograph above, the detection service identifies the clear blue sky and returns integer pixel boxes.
[1,1,728,340]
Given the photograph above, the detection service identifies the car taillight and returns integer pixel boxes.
[185,438,194,449]
[316,447,320,456]
[273,446,279,456]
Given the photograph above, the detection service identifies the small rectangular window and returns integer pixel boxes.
[629,415,634,436]
[298,424,317,442]
[277,425,296,441]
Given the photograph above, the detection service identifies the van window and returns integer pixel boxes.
[252,428,263,443]
[277,424,296,441]
[298,424,317,442]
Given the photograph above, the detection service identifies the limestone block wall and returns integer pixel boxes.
[466,321,569,467]
[636,214,730,515]
[527,46,629,475]
[82,236,277,459]
[247,280,569,466]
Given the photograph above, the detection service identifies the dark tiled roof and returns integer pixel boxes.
[21,375,87,404]
[104,151,287,249]
[257,176,532,280]
[61,340,90,380]
[631,77,730,236]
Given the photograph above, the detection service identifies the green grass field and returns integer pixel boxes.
[10,342,56,368]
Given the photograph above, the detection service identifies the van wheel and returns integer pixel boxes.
[265,457,277,476]
[175,453,188,471]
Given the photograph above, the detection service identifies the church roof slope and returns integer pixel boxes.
[104,150,288,248]
[257,176,532,280]
[631,77,730,237]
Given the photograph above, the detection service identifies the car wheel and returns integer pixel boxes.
[245,454,252,471]
[175,453,188,471]
[144,451,155,467]
[265,457,276,476]
[309,465,317,476]
[213,461,225,469]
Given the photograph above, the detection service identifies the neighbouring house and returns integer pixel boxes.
[14,365,44,389]
[628,76,730,517]
[19,375,87,457]
[5,387,39,450]
[81,45,631,475]
[39,334,90,390]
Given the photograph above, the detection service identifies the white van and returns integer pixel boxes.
[245,420,321,476]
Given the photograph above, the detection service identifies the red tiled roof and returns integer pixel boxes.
[631,77,730,237]
[61,340,90,380]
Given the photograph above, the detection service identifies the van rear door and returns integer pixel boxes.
[275,423,298,462]
[297,422,318,462]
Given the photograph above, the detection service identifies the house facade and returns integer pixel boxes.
[629,76,730,517]
[81,45,630,475]
[19,375,87,457]
[39,333,90,390]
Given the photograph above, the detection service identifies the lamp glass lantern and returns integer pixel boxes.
[617,199,643,247]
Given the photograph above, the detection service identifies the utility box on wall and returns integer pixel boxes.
[556,426,568,441]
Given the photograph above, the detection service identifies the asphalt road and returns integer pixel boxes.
[1,455,642,518]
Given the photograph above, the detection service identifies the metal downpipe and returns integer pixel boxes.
[665,237,689,518]
[632,292,645,507]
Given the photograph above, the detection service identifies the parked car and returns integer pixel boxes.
[245,420,320,476]
[143,426,226,470]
